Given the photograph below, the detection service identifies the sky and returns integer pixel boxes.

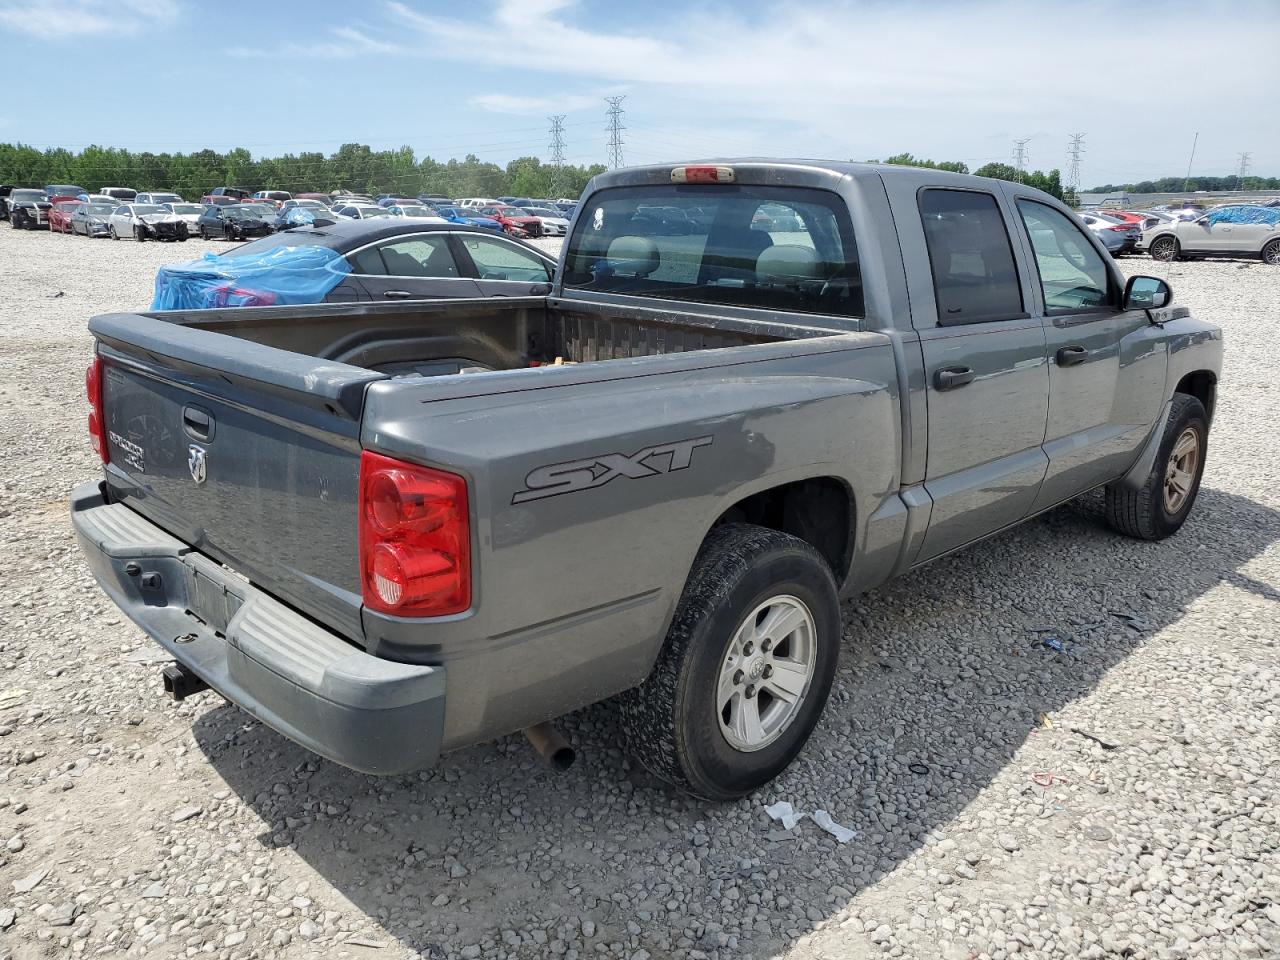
[0,0,1277,188]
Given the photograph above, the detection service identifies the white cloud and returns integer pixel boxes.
[229,24,403,60]
[470,92,599,114]
[0,0,179,35]
[228,0,1279,184]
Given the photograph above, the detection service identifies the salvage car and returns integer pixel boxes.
[43,183,86,201]
[48,198,80,233]
[0,185,12,220]
[475,204,543,238]
[201,186,251,204]
[7,188,52,229]
[332,203,392,220]
[71,160,1221,799]
[1080,211,1140,255]
[196,203,274,240]
[521,205,571,237]
[1143,204,1280,264]
[160,202,207,233]
[136,192,182,206]
[71,201,117,237]
[108,203,190,241]
[99,187,138,203]
[386,204,447,221]
[251,190,291,207]
[434,206,503,231]
[155,219,555,305]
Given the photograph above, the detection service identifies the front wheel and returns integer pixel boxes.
[1105,394,1208,541]
[1150,236,1179,262]
[134,226,146,242]
[615,524,840,800]
[1262,238,1280,266]
[109,225,119,240]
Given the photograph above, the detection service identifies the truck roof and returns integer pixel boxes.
[586,158,1033,197]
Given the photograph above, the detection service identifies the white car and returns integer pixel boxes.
[456,197,499,209]
[521,206,571,237]
[107,203,190,242]
[387,205,447,221]
[160,202,207,232]
[1144,205,1280,264]
[332,204,391,221]
[280,198,329,213]
[135,192,182,206]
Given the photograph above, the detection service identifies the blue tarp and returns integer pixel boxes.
[1203,205,1280,226]
[151,244,351,311]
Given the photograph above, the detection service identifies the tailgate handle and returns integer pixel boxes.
[182,405,215,442]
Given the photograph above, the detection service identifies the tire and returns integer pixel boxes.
[1150,235,1179,262]
[109,225,119,240]
[1105,394,1208,541]
[198,225,208,240]
[615,524,841,800]
[134,226,146,242]
[223,226,233,241]
[1263,238,1280,266]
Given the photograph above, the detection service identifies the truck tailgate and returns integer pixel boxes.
[90,312,386,643]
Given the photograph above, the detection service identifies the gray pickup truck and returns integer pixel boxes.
[72,161,1222,799]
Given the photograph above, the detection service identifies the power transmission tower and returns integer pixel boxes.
[605,96,626,169]
[548,115,567,196]
[1065,133,1086,191]
[1012,137,1031,171]
[1235,151,1251,190]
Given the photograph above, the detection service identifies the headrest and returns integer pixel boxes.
[756,244,822,283]
[607,235,661,278]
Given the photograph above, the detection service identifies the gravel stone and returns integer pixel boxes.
[0,232,1277,960]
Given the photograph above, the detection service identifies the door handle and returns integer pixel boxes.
[182,405,214,442]
[934,366,975,391]
[382,290,414,299]
[1056,345,1089,367]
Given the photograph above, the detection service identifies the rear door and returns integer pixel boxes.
[93,313,384,641]
[345,233,482,301]
[1009,194,1165,512]
[898,185,1050,561]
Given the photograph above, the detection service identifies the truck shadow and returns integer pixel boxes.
[192,485,1279,959]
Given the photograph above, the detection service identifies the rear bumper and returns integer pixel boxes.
[70,482,445,775]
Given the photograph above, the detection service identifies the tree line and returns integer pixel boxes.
[871,153,1072,203]
[1085,175,1280,194]
[0,142,607,200]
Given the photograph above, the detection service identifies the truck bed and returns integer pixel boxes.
[151,295,848,376]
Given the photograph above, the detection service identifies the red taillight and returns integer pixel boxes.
[359,452,470,616]
[86,356,108,464]
[1107,224,1129,231]
[671,165,735,184]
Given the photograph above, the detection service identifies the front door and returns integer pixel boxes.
[908,187,1051,561]
[451,233,554,297]
[1010,196,1166,512]
[346,234,482,301]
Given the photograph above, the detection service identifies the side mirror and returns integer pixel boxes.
[1124,275,1171,311]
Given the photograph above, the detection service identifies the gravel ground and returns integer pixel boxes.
[0,226,1276,960]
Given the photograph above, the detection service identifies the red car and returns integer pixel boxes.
[48,197,81,234]
[476,204,542,238]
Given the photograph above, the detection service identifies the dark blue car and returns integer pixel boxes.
[435,206,503,232]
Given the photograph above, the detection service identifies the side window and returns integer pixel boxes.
[460,235,551,282]
[918,189,1023,325]
[375,237,460,278]
[1015,200,1113,312]
[348,247,387,275]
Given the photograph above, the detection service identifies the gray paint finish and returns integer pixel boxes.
[73,159,1224,769]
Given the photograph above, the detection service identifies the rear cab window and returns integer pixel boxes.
[562,185,863,319]
[917,189,1024,325]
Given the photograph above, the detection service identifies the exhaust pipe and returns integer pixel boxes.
[161,663,209,702]
[523,721,575,771]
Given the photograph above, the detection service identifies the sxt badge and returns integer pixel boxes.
[512,436,713,504]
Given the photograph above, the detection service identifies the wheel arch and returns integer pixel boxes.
[706,475,856,586]
[1174,369,1217,422]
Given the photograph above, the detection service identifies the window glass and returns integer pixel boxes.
[918,189,1023,324]
[374,236,459,278]
[1016,199,1112,312]
[562,185,862,317]
[460,235,550,282]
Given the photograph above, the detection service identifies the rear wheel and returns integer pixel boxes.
[1105,394,1208,540]
[615,524,841,800]
[1150,236,1179,262]
[1263,238,1280,265]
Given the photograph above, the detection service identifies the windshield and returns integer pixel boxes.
[563,184,863,319]
[524,207,557,217]
[86,204,116,215]
[237,204,273,214]
[396,206,434,217]
[48,186,84,197]
[12,189,45,202]
[132,205,164,215]
[167,204,202,214]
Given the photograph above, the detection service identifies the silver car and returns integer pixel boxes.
[161,202,206,233]
[1079,212,1138,255]
[521,205,570,237]
[1144,205,1280,264]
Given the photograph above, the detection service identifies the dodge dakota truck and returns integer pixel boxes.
[71,161,1222,799]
